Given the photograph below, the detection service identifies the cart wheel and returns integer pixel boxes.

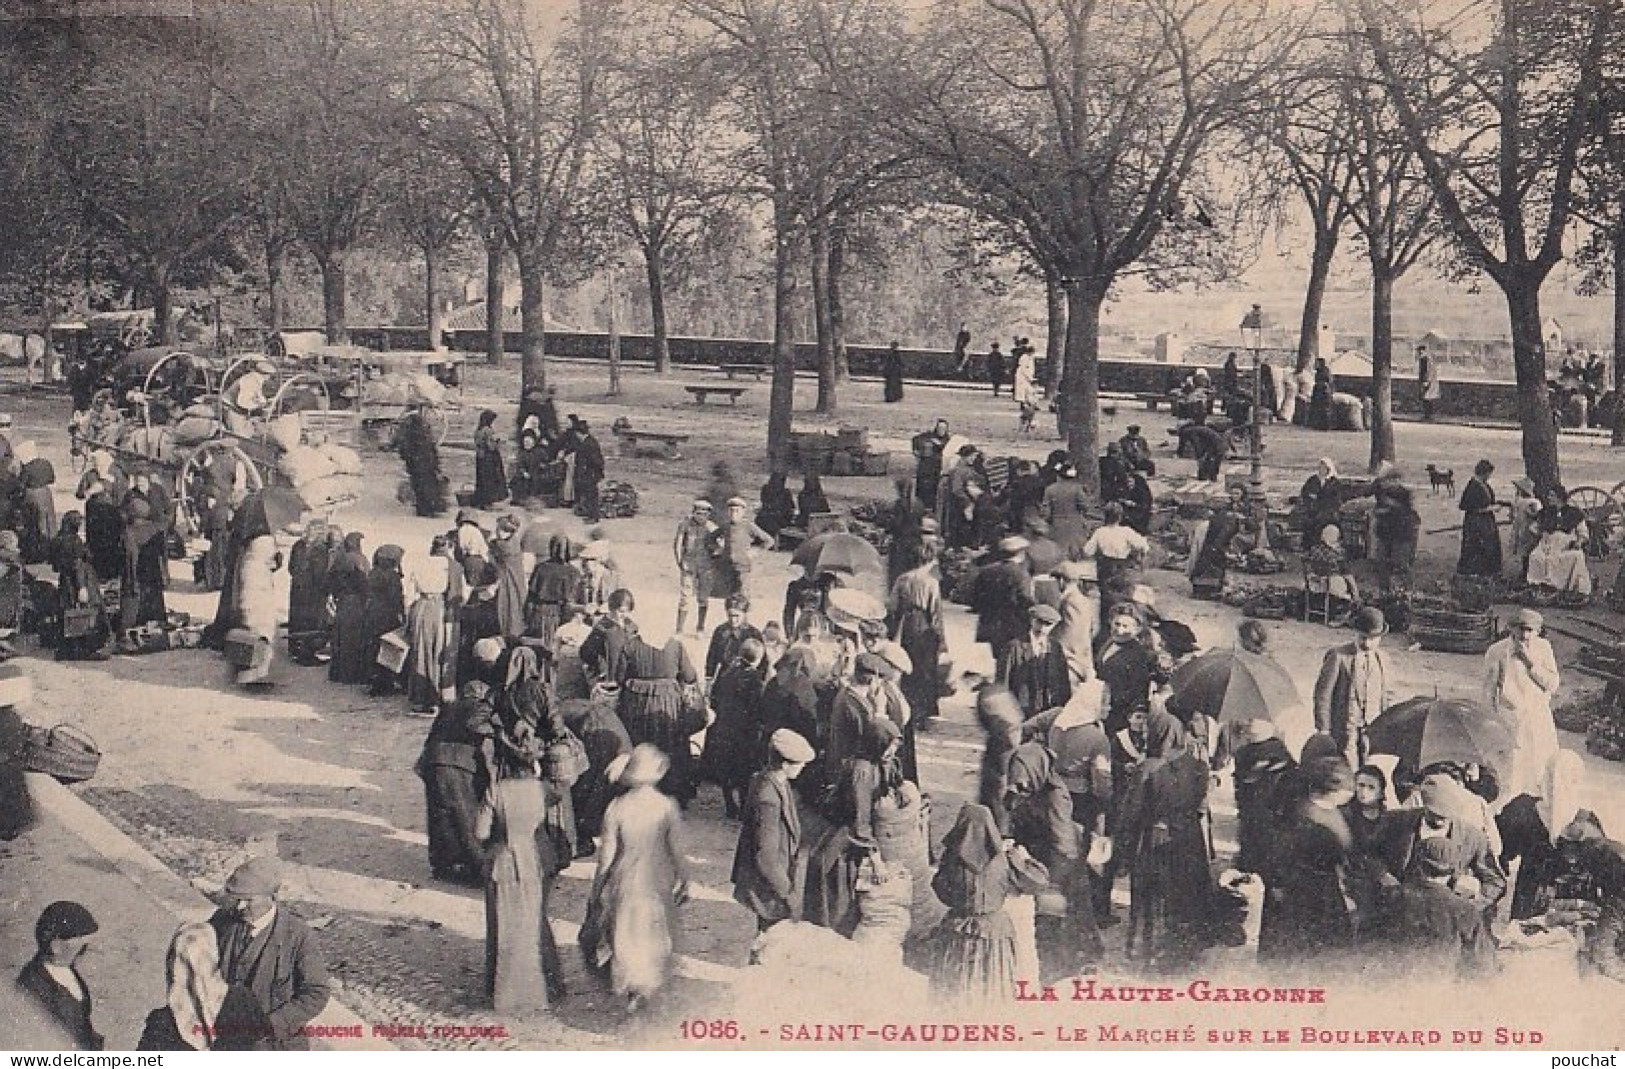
[122,322,153,350]
[1567,485,1622,558]
[176,440,265,536]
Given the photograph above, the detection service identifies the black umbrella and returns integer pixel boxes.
[1365,696,1514,776]
[1165,648,1301,726]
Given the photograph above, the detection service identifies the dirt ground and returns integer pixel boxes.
[3,359,1624,1049]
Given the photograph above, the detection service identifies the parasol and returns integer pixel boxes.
[791,532,883,577]
[1165,648,1302,726]
[236,486,307,539]
[1365,696,1514,778]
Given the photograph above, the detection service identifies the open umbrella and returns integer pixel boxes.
[235,486,307,540]
[791,532,883,577]
[1365,696,1514,777]
[1165,648,1301,726]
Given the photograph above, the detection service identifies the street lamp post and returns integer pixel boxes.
[606,257,623,397]
[1240,303,1271,551]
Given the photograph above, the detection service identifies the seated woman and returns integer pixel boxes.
[1305,525,1360,623]
[1295,457,1344,549]
[797,473,831,530]
[1187,487,1246,601]
[1524,487,1593,606]
[509,431,550,505]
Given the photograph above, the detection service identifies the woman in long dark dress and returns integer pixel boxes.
[1005,741,1102,979]
[700,637,768,819]
[285,522,329,665]
[398,407,448,517]
[888,541,945,727]
[1307,357,1334,430]
[327,532,372,684]
[119,494,167,633]
[494,645,576,864]
[417,686,492,884]
[923,803,1049,1005]
[1232,719,1295,875]
[473,410,508,508]
[804,717,900,937]
[1258,758,1360,969]
[615,633,702,804]
[525,536,580,651]
[755,473,796,539]
[1457,459,1503,577]
[489,516,527,641]
[1295,457,1343,550]
[82,481,124,584]
[50,511,108,662]
[1187,489,1244,600]
[882,342,905,403]
[16,440,58,564]
[363,545,407,695]
[1115,711,1213,973]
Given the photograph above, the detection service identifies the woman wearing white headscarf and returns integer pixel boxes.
[137,922,271,1050]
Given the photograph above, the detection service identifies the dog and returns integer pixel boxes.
[1018,400,1038,435]
[1425,464,1455,495]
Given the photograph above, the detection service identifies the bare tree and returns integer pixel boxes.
[1355,0,1614,493]
[418,0,612,395]
[389,141,475,350]
[881,0,1299,495]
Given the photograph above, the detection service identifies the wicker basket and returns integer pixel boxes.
[24,723,101,783]
[1411,623,1496,655]
[375,629,410,673]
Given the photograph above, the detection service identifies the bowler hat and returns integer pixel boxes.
[224,856,283,898]
[1352,607,1387,636]
[1028,604,1061,625]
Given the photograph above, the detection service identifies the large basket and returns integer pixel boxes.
[375,629,410,673]
[1411,623,1496,655]
[24,723,101,783]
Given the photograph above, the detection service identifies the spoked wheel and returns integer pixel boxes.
[142,351,213,429]
[176,440,265,538]
[270,372,331,418]
[1567,485,1622,559]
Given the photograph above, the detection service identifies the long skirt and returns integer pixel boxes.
[924,911,1018,1005]
[474,450,508,508]
[896,609,941,725]
[1458,512,1503,577]
[424,760,483,879]
[1125,826,1211,973]
[803,822,864,937]
[1525,536,1592,596]
[329,593,371,684]
[485,846,551,1013]
[525,601,563,651]
[616,679,695,802]
[406,594,447,711]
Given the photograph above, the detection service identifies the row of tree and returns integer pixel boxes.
[3,0,1623,491]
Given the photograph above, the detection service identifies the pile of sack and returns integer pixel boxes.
[366,372,446,407]
[277,440,365,510]
[172,402,222,446]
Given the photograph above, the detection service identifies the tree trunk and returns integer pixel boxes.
[607,262,622,397]
[645,246,671,374]
[319,248,348,344]
[1368,266,1396,469]
[151,267,173,346]
[810,217,835,413]
[1505,275,1561,493]
[484,233,504,367]
[425,242,443,351]
[1057,279,1106,499]
[1044,269,1066,396]
[1295,224,1338,372]
[1614,217,1625,447]
[829,217,848,382]
[515,238,548,397]
[264,240,288,335]
[767,199,798,476]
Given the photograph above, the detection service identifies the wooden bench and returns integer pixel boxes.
[614,427,690,460]
[684,384,748,406]
[718,363,768,382]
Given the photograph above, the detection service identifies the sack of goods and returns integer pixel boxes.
[278,443,365,510]
[172,402,221,445]
[114,424,175,461]
[369,373,446,407]
[598,480,640,519]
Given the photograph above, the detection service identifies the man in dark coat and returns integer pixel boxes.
[209,858,331,1051]
[732,729,814,931]
[1176,422,1227,482]
[572,420,606,523]
[999,604,1071,719]
[1371,836,1499,979]
[1096,606,1159,735]
[415,688,491,884]
[911,420,951,513]
[969,536,1035,668]
[1312,607,1390,772]
[1378,777,1508,917]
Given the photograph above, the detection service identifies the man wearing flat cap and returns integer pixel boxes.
[1313,607,1391,772]
[1000,603,1071,720]
[209,857,330,1050]
[18,901,102,1050]
[733,729,815,932]
[826,652,890,773]
[672,500,720,636]
[970,535,1034,669]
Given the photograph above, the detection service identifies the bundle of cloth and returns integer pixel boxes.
[367,372,446,407]
[171,402,221,446]
[278,441,365,510]
[736,921,929,1021]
